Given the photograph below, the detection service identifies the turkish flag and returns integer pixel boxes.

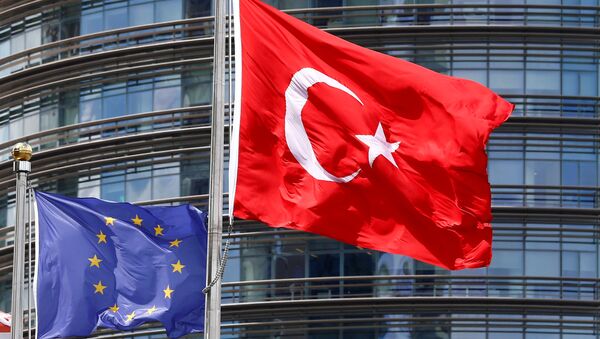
[0,311,10,338]
[230,0,513,269]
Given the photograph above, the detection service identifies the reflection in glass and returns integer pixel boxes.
[154,86,181,110]
[128,90,153,114]
[103,94,126,118]
[104,7,128,31]
[156,0,183,22]
[130,3,155,26]
[81,11,103,35]
[79,98,102,122]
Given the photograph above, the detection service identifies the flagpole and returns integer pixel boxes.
[205,0,226,337]
[10,142,32,339]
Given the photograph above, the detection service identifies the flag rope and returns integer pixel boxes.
[202,219,233,293]
[27,183,33,339]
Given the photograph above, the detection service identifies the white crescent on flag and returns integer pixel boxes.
[284,67,362,183]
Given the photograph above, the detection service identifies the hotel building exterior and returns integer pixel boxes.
[0,0,598,338]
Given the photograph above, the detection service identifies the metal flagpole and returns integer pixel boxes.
[10,142,32,339]
[204,0,226,337]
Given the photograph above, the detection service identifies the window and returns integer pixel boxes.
[79,97,101,122]
[128,89,153,114]
[453,69,487,86]
[81,11,103,35]
[526,70,560,95]
[488,249,523,276]
[525,160,560,186]
[156,0,183,22]
[153,86,181,110]
[489,159,524,185]
[104,7,128,31]
[525,251,559,277]
[102,94,126,118]
[489,70,523,94]
[130,3,155,26]
[0,38,9,67]
[126,178,151,202]
[152,175,180,199]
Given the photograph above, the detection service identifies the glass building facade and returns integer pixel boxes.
[0,0,599,338]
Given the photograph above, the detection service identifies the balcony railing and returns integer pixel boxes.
[287,3,600,29]
[506,95,600,119]
[0,105,215,162]
[0,4,598,80]
[0,17,215,79]
[221,275,600,304]
[492,184,600,209]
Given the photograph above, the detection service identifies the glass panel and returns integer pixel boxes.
[0,125,7,143]
[525,251,559,277]
[78,180,100,198]
[61,4,81,40]
[9,119,23,139]
[186,0,212,17]
[526,70,560,95]
[42,20,60,46]
[81,11,103,35]
[0,39,10,58]
[222,249,240,282]
[240,244,270,300]
[156,0,183,22]
[80,98,102,122]
[452,69,487,86]
[101,181,125,202]
[579,162,597,186]
[126,178,151,202]
[105,7,128,30]
[25,27,41,49]
[309,252,340,297]
[130,3,154,26]
[563,70,599,97]
[128,90,153,114]
[152,175,180,199]
[60,92,80,126]
[579,252,596,278]
[103,94,126,118]
[11,32,25,54]
[489,159,523,185]
[181,159,209,195]
[562,161,578,186]
[579,71,598,96]
[525,160,560,186]
[23,114,39,136]
[562,251,578,277]
[488,249,523,276]
[489,70,523,94]
[274,250,305,279]
[183,70,212,106]
[153,86,181,110]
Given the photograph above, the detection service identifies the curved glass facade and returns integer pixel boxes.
[0,0,598,338]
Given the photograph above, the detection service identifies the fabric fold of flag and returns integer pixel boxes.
[0,311,10,339]
[35,191,207,339]
[230,0,514,270]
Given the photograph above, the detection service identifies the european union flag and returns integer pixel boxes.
[35,191,207,338]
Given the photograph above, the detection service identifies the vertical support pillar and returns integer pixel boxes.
[205,0,226,337]
[10,142,32,339]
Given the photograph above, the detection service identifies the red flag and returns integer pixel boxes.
[229,0,513,269]
[0,311,10,337]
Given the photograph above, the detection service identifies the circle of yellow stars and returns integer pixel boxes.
[88,214,185,323]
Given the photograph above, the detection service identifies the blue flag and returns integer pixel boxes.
[35,191,207,338]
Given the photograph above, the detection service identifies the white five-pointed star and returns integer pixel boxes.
[355,123,400,168]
